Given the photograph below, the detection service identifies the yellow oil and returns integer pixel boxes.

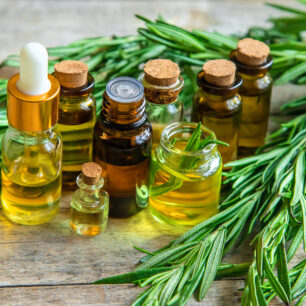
[1,162,61,225]
[239,92,271,155]
[58,120,95,186]
[195,113,240,165]
[70,192,108,237]
[70,209,105,236]
[151,122,166,149]
[58,94,95,188]
[150,149,222,231]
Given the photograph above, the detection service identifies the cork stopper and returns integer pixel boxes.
[54,60,88,88]
[203,59,236,87]
[82,162,102,185]
[144,59,180,87]
[236,38,270,66]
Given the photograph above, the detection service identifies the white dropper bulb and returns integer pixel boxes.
[17,42,51,95]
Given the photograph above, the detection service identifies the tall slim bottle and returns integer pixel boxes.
[1,43,62,225]
[93,77,152,217]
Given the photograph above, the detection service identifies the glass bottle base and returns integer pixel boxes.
[70,222,104,237]
[1,199,59,225]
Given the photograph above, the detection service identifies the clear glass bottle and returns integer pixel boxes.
[230,50,273,156]
[54,61,96,188]
[192,61,242,165]
[1,43,62,225]
[139,59,184,147]
[93,77,152,217]
[70,162,109,236]
[149,122,222,231]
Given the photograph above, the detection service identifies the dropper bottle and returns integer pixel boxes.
[1,42,62,225]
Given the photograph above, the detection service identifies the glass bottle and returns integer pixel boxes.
[150,122,222,231]
[1,43,62,225]
[70,162,109,236]
[54,61,96,188]
[192,60,242,165]
[139,59,184,147]
[93,77,152,217]
[230,39,273,156]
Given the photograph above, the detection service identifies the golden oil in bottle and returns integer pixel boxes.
[1,42,62,225]
[70,162,109,237]
[93,77,152,217]
[150,122,222,231]
[139,59,184,148]
[54,61,96,188]
[192,59,242,166]
[231,38,273,156]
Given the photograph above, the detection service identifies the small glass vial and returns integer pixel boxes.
[54,61,96,188]
[230,38,273,156]
[70,162,109,236]
[192,59,242,165]
[139,59,184,147]
[150,122,222,231]
[93,77,152,217]
[1,43,62,225]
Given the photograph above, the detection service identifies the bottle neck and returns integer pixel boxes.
[77,174,104,192]
[197,71,242,99]
[139,72,184,105]
[156,122,220,176]
[100,92,146,128]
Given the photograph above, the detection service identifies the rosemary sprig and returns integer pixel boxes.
[95,98,305,304]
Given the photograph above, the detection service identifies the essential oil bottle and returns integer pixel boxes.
[70,162,109,236]
[93,77,152,217]
[150,122,222,231]
[230,38,273,156]
[1,43,62,225]
[54,61,96,188]
[139,59,184,147]
[192,59,242,165]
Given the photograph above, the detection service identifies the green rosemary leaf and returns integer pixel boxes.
[93,267,172,284]
[255,274,268,306]
[290,151,305,206]
[135,242,197,271]
[159,266,184,305]
[301,195,306,251]
[292,261,306,297]
[198,228,226,301]
[265,2,306,15]
[275,61,306,85]
[287,226,303,262]
[247,264,260,306]
[276,240,292,305]
[263,251,290,305]
[133,246,154,255]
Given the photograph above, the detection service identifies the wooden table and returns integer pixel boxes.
[0,0,305,305]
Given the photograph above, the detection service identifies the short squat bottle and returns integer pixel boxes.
[1,43,62,225]
[93,77,152,217]
[139,59,184,147]
[230,38,273,156]
[70,162,109,236]
[54,61,96,188]
[150,122,222,231]
[192,59,242,165]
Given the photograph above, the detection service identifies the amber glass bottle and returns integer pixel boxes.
[54,61,96,188]
[139,59,184,147]
[231,38,273,156]
[192,60,242,165]
[93,77,152,217]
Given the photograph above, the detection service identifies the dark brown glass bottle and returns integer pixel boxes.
[93,77,152,217]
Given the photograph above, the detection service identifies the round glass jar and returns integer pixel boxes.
[149,122,222,231]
